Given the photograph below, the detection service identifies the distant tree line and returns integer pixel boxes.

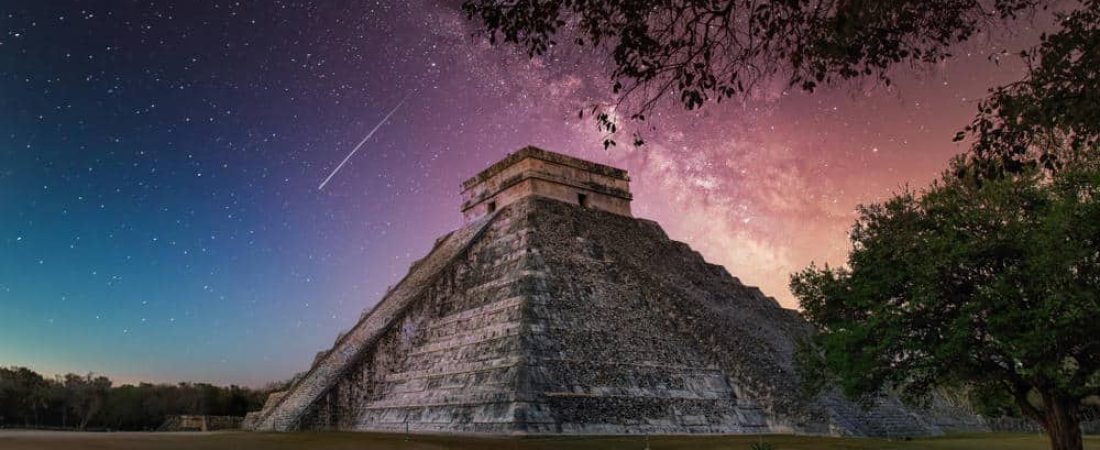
[0,366,271,431]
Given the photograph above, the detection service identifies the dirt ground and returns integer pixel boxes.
[0,430,1096,450]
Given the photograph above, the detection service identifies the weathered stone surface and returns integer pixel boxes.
[985,417,1100,434]
[159,415,243,431]
[461,146,632,221]
[245,213,499,431]
[244,148,951,436]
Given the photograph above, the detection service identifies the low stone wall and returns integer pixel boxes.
[984,417,1100,435]
[159,415,243,431]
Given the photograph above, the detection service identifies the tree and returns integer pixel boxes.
[790,155,1100,450]
[47,376,73,428]
[0,367,50,427]
[101,385,145,430]
[959,0,1100,177]
[64,373,112,430]
[0,366,270,430]
[462,0,1100,152]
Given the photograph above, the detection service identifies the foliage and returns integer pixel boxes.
[0,367,49,427]
[462,0,1044,145]
[958,0,1100,178]
[791,155,1100,450]
[968,383,1024,418]
[0,366,269,430]
[63,373,111,430]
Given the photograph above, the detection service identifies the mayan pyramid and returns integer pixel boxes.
[243,146,947,436]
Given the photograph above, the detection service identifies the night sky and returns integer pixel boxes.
[1,1,1040,386]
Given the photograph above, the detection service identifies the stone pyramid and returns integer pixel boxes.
[243,146,943,436]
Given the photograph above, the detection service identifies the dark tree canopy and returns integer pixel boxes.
[0,367,270,431]
[463,0,1045,145]
[791,156,1100,450]
[960,0,1100,177]
[463,0,1100,163]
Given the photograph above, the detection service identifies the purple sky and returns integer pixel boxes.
[0,1,1045,386]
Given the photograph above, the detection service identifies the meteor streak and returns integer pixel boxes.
[318,94,410,190]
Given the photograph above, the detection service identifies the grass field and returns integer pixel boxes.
[0,431,1097,450]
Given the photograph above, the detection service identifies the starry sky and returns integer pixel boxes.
[0,1,1043,386]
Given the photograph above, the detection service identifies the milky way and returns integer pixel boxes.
[0,1,1044,385]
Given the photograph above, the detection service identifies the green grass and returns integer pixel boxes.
[0,431,1096,450]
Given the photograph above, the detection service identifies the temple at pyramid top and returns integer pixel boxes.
[460,146,632,221]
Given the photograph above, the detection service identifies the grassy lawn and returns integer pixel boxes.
[0,431,1097,450]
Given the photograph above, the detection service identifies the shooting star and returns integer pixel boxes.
[317,94,410,191]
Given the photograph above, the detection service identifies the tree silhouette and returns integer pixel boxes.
[960,1,1100,177]
[792,155,1100,450]
[463,0,1098,160]
[0,367,270,431]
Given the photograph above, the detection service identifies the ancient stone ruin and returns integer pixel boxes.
[243,146,948,435]
[159,415,243,432]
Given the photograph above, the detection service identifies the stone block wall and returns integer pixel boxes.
[460,146,632,221]
[518,197,942,436]
[246,196,952,436]
[302,203,536,433]
[246,212,499,431]
[985,417,1100,435]
[159,415,243,431]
